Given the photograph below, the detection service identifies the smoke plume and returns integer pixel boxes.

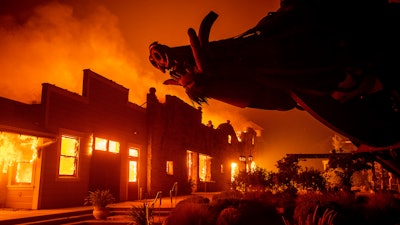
[0,1,250,128]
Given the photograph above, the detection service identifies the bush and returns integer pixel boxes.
[293,192,357,225]
[128,203,148,225]
[216,207,240,225]
[357,192,400,225]
[84,189,115,208]
[163,200,211,225]
[163,190,400,225]
[293,191,400,225]
[231,167,269,192]
[165,191,284,225]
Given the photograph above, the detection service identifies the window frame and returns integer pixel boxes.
[94,137,120,154]
[128,147,140,183]
[166,161,174,175]
[199,154,212,182]
[58,134,80,179]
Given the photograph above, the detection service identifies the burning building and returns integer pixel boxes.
[0,69,147,209]
[0,69,254,209]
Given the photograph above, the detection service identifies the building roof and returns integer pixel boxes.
[0,97,55,137]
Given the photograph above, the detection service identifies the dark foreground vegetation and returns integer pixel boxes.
[160,153,400,225]
[129,153,400,225]
[163,190,400,225]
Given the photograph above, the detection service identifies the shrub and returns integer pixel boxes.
[84,189,115,208]
[128,203,148,225]
[216,207,240,225]
[358,192,400,225]
[179,179,195,195]
[163,201,211,225]
[211,190,243,202]
[164,191,285,225]
[163,190,400,225]
[293,191,400,225]
[293,192,357,225]
[231,167,269,192]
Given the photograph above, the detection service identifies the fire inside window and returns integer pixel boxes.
[199,154,212,182]
[14,162,33,184]
[231,162,238,182]
[166,161,174,175]
[0,132,38,185]
[59,136,79,176]
[94,137,120,153]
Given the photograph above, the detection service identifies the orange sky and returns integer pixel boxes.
[0,0,338,170]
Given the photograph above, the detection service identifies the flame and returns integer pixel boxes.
[0,132,38,183]
[0,1,297,172]
[230,162,238,182]
[0,2,168,105]
[0,132,18,173]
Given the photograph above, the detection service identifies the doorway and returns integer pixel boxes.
[127,147,139,200]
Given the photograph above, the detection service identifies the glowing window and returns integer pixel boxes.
[228,135,232,144]
[129,161,137,182]
[109,140,120,153]
[59,136,79,176]
[199,154,212,182]
[94,137,107,151]
[251,161,257,172]
[129,148,139,157]
[8,134,38,185]
[15,162,33,184]
[94,137,120,153]
[237,132,242,142]
[231,162,238,182]
[166,161,174,175]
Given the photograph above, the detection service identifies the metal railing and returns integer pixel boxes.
[146,191,162,225]
[169,182,178,207]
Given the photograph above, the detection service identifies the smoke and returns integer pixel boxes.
[0,1,161,105]
[0,0,338,171]
[0,1,251,127]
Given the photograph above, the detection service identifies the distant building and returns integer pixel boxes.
[146,89,241,195]
[0,69,253,209]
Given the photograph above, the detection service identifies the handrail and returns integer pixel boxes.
[151,191,162,207]
[169,182,178,207]
[146,191,162,225]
